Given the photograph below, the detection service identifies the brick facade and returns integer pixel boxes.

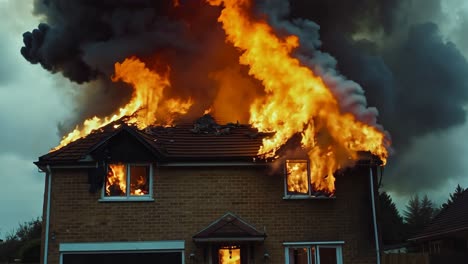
[42,164,378,264]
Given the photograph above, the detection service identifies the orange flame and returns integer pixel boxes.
[106,164,126,196]
[52,57,193,151]
[208,0,389,193]
[286,160,309,194]
[219,248,240,264]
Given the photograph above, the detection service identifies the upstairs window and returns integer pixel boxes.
[284,160,335,199]
[102,163,153,201]
[285,160,309,195]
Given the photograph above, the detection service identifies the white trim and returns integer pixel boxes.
[59,240,185,252]
[370,167,381,264]
[43,166,52,264]
[47,163,98,169]
[283,241,345,246]
[193,237,265,242]
[159,161,268,167]
[283,195,336,200]
[409,226,468,241]
[98,197,155,202]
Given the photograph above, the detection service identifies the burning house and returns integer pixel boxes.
[35,115,385,264]
[25,0,391,264]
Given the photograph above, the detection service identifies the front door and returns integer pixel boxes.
[212,245,248,264]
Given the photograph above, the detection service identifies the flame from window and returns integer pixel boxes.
[208,0,389,193]
[106,164,126,196]
[286,160,309,194]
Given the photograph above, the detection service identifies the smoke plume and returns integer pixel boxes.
[282,0,468,196]
[21,0,468,197]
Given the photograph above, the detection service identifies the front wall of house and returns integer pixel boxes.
[44,165,377,264]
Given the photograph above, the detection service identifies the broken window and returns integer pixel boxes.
[285,160,309,195]
[103,163,152,200]
[285,244,343,264]
[284,160,335,198]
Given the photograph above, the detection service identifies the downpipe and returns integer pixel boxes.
[370,166,381,264]
[43,165,52,264]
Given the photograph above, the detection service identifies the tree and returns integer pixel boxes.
[403,194,436,237]
[378,191,406,245]
[0,218,42,263]
[441,184,466,210]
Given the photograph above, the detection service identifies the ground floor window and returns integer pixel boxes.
[284,242,343,264]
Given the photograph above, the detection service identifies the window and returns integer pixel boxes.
[284,243,343,264]
[102,163,153,201]
[285,160,309,195]
[284,160,335,199]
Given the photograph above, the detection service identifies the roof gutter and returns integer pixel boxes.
[159,161,269,167]
[35,162,98,171]
[370,166,381,264]
[43,165,52,264]
[408,226,468,241]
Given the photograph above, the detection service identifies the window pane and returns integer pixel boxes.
[288,248,309,264]
[319,247,337,264]
[105,164,127,196]
[310,247,316,264]
[286,160,309,194]
[130,165,150,196]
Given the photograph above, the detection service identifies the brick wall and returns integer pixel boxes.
[43,164,378,264]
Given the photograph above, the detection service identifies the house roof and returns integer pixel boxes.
[36,115,266,165]
[410,189,468,241]
[193,212,266,242]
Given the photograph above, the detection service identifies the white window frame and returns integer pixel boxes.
[283,160,336,199]
[59,241,185,264]
[284,241,344,264]
[100,163,154,202]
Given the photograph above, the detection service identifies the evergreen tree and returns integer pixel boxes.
[378,191,406,244]
[403,194,436,237]
[441,184,466,210]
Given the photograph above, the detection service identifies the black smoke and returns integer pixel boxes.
[279,0,468,195]
[21,0,261,131]
[21,0,468,197]
[21,1,184,83]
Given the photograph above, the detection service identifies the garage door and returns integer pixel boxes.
[63,252,182,264]
[59,241,184,264]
